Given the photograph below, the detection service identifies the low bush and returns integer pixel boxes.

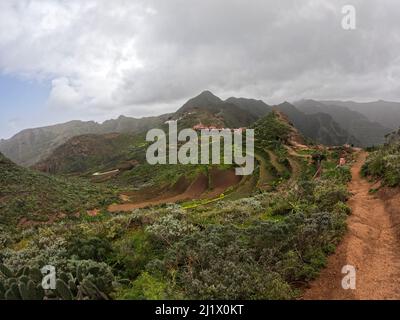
[362,143,400,187]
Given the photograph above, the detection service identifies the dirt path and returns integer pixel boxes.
[266,150,286,174]
[303,151,400,300]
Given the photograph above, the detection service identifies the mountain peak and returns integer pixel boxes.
[195,90,222,102]
[177,90,222,114]
[276,101,296,109]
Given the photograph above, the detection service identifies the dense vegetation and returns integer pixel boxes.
[253,112,291,149]
[361,138,400,187]
[0,109,357,300]
[33,133,147,175]
[0,147,352,300]
[0,153,118,226]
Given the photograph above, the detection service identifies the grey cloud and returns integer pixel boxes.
[118,0,400,105]
[1,0,400,116]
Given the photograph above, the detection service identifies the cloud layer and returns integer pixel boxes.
[1,0,400,118]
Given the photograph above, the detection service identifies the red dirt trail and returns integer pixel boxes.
[303,151,400,300]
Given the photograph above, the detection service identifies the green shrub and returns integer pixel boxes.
[313,181,349,211]
[146,214,198,246]
[362,143,400,187]
[67,236,113,262]
[118,272,169,300]
[322,165,352,184]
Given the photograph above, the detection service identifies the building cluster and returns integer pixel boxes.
[192,122,246,133]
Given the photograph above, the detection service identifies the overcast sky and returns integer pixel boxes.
[1,0,400,138]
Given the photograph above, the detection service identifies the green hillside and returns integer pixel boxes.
[33,133,147,175]
[0,152,118,226]
[0,115,170,167]
[0,106,356,300]
[0,141,353,300]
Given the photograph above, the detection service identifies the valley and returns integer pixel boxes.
[2,0,400,305]
[1,91,400,301]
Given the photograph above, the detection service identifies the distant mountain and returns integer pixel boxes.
[319,100,400,131]
[100,114,171,133]
[32,92,273,176]
[36,109,306,194]
[385,128,400,145]
[174,92,354,146]
[0,120,99,167]
[295,100,391,147]
[2,90,374,168]
[33,133,143,175]
[274,102,360,146]
[174,91,267,128]
[25,92,370,192]
[225,97,272,118]
[0,115,170,167]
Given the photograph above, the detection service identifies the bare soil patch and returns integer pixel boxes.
[108,168,241,212]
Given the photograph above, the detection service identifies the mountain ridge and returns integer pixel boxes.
[0,114,171,167]
[274,102,360,146]
[318,100,400,131]
[1,91,391,167]
[294,99,391,147]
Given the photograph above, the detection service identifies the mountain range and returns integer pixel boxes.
[274,102,360,146]
[294,99,392,147]
[0,114,170,167]
[319,100,400,130]
[0,91,398,167]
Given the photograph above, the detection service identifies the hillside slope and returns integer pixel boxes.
[0,116,355,301]
[362,130,400,187]
[33,133,144,175]
[0,115,170,167]
[0,152,117,225]
[225,97,272,118]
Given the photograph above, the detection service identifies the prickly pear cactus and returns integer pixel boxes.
[0,263,111,300]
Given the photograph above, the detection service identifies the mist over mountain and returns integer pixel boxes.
[274,102,359,146]
[225,97,273,118]
[295,100,392,147]
[319,100,400,131]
